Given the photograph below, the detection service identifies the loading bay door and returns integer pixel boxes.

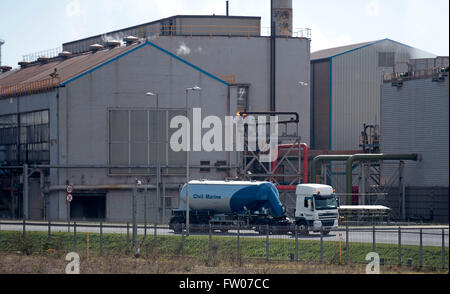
[70,193,106,221]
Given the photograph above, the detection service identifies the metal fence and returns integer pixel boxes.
[0,221,448,271]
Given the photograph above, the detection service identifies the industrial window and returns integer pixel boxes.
[378,52,395,67]
[109,109,186,175]
[200,161,210,172]
[0,110,49,164]
[237,85,249,114]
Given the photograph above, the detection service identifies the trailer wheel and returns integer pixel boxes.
[297,221,309,235]
[257,225,268,235]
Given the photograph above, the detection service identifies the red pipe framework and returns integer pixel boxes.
[271,143,309,191]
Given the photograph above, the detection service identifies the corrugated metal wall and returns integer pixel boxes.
[330,39,436,151]
[63,17,261,54]
[381,77,449,187]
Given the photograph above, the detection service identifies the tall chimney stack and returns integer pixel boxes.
[272,0,293,37]
[226,1,229,16]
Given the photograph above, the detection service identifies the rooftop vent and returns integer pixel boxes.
[18,61,30,69]
[106,40,121,49]
[124,36,139,46]
[0,65,12,73]
[37,57,50,64]
[89,44,104,53]
[58,51,72,60]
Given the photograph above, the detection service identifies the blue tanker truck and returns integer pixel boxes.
[169,180,292,233]
[169,180,339,234]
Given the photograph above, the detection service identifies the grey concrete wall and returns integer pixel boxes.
[57,42,230,222]
[151,36,311,143]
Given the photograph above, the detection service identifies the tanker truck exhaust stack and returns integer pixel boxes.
[170,180,290,232]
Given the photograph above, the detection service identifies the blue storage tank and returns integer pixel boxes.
[179,180,284,218]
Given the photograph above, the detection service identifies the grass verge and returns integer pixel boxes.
[0,230,447,272]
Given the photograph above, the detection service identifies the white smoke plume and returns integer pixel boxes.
[176,42,191,56]
[101,32,126,46]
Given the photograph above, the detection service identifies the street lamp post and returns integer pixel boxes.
[185,86,201,236]
[146,92,161,223]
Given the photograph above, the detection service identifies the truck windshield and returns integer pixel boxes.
[314,194,338,210]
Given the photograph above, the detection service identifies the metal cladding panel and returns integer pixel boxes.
[380,77,449,187]
[176,17,261,37]
[330,39,436,151]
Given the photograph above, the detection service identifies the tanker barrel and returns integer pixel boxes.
[179,181,285,217]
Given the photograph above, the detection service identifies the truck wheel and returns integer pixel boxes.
[297,221,309,235]
[322,230,331,236]
[257,225,268,235]
[170,218,183,234]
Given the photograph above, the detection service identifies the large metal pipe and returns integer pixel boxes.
[0,164,238,169]
[345,153,419,198]
[43,184,180,193]
[270,0,276,112]
[23,164,29,220]
[310,155,351,183]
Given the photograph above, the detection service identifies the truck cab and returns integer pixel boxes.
[294,184,339,234]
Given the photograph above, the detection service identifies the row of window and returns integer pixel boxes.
[0,110,50,164]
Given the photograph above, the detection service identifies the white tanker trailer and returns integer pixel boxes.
[169,180,291,233]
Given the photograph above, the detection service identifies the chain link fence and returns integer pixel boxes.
[0,221,448,271]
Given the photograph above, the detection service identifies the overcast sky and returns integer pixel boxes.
[0,0,448,67]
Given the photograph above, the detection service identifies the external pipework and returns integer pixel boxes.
[310,155,352,183]
[345,153,419,197]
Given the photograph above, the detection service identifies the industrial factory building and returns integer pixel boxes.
[0,1,448,225]
[310,38,436,151]
[0,5,312,222]
[309,41,448,222]
[380,59,449,223]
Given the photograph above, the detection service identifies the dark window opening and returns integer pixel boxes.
[200,161,210,172]
[70,194,106,221]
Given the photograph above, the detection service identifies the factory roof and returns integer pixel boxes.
[0,43,140,87]
[311,40,381,61]
[310,38,425,61]
[0,40,228,98]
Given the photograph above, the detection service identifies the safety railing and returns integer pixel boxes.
[383,66,449,83]
[141,25,311,40]
[22,47,63,63]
